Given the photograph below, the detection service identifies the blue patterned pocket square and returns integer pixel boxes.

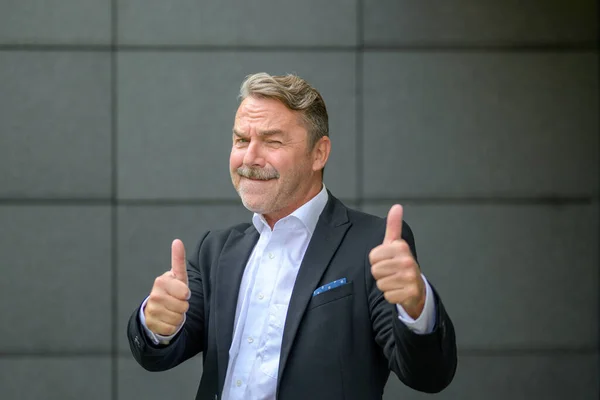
[312,278,347,297]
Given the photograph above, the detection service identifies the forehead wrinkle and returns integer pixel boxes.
[235,113,288,136]
[239,97,294,121]
[234,97,303,140]
[233,128,286,140]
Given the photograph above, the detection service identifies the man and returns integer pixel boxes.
[127,72,457,399]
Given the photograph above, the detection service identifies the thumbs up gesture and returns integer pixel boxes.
[369,205,426,319]
[144,239,191,336]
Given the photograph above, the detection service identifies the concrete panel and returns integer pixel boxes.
[0,206,111,352]
[363,52,598,198]
[364,0,598,45]
[383,353,599,400]
[0,1,110,44]
[119,356,203,400]
[0,52,111,198]
[118,0,356,46]
[0,357,111,400]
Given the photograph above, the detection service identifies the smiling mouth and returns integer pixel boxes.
[242,176,275,181]
[236,166,280,181]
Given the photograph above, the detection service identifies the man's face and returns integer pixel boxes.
[230,96,320,221]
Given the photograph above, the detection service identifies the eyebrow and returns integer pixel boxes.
[233,129,284,137]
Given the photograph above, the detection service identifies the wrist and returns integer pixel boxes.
[404,297,425,319]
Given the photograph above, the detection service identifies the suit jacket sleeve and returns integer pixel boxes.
[127,231,210,372]
[367,220,457,393]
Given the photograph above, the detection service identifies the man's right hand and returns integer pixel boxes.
[144,239,190,336]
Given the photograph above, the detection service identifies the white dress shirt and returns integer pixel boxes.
[140,185,436,399]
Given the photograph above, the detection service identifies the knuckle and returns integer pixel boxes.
[370,245,384,261]
[396,258,411,271]
[148,315,160,326]
[164,314,177,326]
[391,242,408,257]
[370,264,378,277]
[158,314,170,325]
[148,291,162,304]
[175,280,187,292]
[368,251,376,265]
[175,314,185,326]
[403,255,415,265]
[404,268,418,281]
[383,291,393,303]
[176,285,189,300]
[154,275,168,288]
[145,305,154,317]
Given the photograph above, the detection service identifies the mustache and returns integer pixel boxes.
[237,165,280,180]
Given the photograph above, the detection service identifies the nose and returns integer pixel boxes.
[242,140,266,167]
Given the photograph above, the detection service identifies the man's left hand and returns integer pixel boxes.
[369,204,426,319]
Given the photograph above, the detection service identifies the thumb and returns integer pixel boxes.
[383,204,403,244]
[171,239,188,286]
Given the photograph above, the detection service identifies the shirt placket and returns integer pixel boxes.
[233,228,285,397]
[226,231,268,398]
[245,228,285,392]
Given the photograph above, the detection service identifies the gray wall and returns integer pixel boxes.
[0,1,598,399]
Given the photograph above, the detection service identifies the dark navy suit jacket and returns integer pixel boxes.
[127,192,457,399]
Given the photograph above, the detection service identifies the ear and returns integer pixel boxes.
[311,136,331,172]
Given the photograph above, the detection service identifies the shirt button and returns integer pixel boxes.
[258,293,264,300]
[236,380,242,387]
[268,252,274,259]
[247,337,254,343]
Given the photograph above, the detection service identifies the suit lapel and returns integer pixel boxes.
[277,194,351,387]
[215,225,259,392]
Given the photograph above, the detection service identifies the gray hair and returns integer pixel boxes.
[239,72,329,150]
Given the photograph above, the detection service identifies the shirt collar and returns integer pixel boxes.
[252,184,329,235]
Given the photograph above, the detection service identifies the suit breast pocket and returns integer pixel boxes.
[307,281,354,310]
